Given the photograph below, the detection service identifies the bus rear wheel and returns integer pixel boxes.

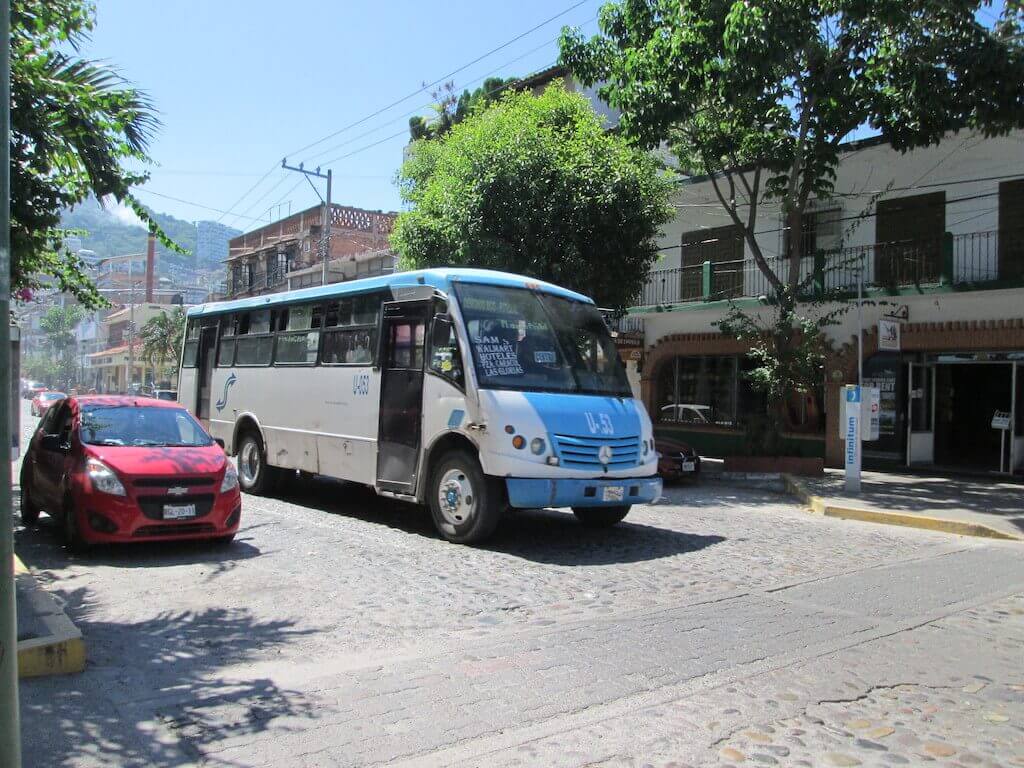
[428,450,503,544]
[572,505,631,528]
[237,431,278,495]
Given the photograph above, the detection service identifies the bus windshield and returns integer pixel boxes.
[455,283,632,396]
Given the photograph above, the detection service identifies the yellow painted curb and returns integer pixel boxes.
[782,475,1022,542]
[15,555,86,678]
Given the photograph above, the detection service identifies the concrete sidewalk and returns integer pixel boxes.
[787,469,1024,540]
[15,555,86,677]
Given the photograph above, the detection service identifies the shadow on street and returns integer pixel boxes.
[272,475,727,565]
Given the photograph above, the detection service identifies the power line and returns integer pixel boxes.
[215,162,279,225]
[135,188,280,224]
[302,27,583,166]
[283,0,594,161]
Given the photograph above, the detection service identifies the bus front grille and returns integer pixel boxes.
[551,434,640,469]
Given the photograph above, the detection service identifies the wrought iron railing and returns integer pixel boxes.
[633,228,1022,308]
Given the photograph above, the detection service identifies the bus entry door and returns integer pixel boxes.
[376,300,431,493]
[196,325,218,422]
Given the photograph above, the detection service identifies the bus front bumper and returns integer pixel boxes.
[505,476,662,509]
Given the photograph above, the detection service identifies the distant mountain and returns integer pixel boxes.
[60,198,240,272]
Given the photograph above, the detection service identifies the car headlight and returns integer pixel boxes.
[220,463,239,493]
[86,458,126,496]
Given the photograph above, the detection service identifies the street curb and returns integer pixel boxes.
[782,474,1023,542]
[14,556,86,678]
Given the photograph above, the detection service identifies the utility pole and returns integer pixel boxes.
[281,160,332,286]
[127,256,135,394]
[0,2,22,763]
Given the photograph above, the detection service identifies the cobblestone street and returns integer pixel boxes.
[14,405,1024,768]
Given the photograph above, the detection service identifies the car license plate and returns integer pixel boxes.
[602,486,624,502]
[163,503,196,520]
[681,460,696,472]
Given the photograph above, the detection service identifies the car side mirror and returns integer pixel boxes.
[432,314,453,349]
[214,438,226,450]
[41,434,65,453]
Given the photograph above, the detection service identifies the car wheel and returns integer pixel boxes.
[62,496,88,553]
[19,471,40,526]
[236,431,278,495]
[572,505,631,528]
[428,450,503,544]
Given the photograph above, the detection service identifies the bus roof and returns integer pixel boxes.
[186,268,594,318]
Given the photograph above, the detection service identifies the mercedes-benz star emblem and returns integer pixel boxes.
[597,445,614,464]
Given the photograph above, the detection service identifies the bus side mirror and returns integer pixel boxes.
[432,314,453,348]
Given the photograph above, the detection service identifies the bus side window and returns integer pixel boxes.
[217,315,236,367]
[429,322,463,388]
[182,319,200,367]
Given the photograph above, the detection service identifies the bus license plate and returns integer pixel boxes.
[681,460,696,472]
[602,486,624,502]
[163,503,197,520]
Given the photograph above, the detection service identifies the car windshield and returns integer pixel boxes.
[42,393,65,401]
[455,283,632,397]
[80,406,214,448]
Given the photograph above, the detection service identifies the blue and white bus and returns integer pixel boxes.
[178,269,661,543]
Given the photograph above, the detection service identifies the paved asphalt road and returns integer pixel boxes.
[13,400,1024,767]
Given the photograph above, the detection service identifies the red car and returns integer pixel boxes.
[656,436,702,483]
[31,391,66,417]
[19,396,241,550]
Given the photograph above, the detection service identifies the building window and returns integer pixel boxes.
[654,354,823,433]
[782,204,842,259]
[679,226,744,300]
[655,355,739,426]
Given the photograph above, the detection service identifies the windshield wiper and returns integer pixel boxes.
[90,438,125,446]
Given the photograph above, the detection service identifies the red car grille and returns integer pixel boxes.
[133,523,216,537]
[132,476,216,489]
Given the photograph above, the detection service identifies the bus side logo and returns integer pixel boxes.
[585,412,614,435]
[215,373,237,412]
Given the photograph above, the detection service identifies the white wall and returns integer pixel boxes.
[654,130,1024,287]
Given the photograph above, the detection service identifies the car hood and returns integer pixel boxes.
[84,444,227,478]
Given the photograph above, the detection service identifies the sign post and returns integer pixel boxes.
[992,410,1012,474]
[845,385,862,493]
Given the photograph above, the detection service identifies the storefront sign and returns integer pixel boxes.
[878,319,901,351]
[862,387,880,441]
[844,385,861,492]
[991,410,1012,430]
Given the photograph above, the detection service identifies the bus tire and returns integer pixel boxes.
[428,450,503,544]
[572,505,631,528]
[237,430,278,495]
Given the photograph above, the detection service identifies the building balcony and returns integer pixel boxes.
[633,228,1024,310]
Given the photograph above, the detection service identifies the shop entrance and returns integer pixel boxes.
[932,362,1014,471]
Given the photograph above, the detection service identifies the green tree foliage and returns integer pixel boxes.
[40,305,85,390]
[140,306,186,386]
[562,0,1024,452]
[11,0,184,308]
[22,353,59,385]
[408,78,516,141]
[393,85,674,310]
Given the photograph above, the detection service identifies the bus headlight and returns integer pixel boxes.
[530,437,546,455]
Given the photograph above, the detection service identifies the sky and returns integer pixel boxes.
[83,0,604,231]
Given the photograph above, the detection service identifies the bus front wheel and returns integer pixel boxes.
[237,431,277,495]
[428,451,503,544]
[572,505,631,528]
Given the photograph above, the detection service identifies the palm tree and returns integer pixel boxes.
[140,307,185,387]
